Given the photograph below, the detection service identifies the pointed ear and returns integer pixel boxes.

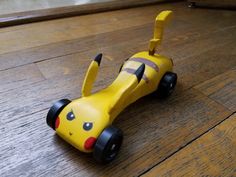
[81,53,102,97]
[108,64,145,115]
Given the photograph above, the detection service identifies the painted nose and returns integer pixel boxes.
[84,137,97,150]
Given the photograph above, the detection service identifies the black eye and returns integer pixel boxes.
[83,122,93,131]
[67,111,75,121]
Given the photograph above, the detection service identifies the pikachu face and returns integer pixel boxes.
[55,100,109,152]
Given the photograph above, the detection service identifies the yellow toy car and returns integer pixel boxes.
[46,10,177,163]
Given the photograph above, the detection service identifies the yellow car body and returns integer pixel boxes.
[50,10,175,154]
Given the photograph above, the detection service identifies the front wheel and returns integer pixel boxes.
[155,72,177,98]
[93,126,123,164]
[46,99,71,130]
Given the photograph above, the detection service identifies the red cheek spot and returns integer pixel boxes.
[55,117,60,129]
[84,137,97,150]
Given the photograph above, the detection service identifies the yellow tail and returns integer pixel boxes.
[149,10,173,55]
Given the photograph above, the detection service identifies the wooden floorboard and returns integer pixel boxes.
[0,0,174,28]
[0,2,236,177]
[142,113,236,177]
[0,3,235,70]
[0,88,232,176]
[0,5,160,54]
[195,68,236,111]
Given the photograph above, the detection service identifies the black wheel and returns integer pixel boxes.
[46,99,71,130]
[156,72,177,98]
[93,125,123,164]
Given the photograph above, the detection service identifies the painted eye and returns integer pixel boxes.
[83,122,93,131]
[67,111,75,121]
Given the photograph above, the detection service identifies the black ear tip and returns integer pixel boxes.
[94,53,103,66]
[135,63,145,82]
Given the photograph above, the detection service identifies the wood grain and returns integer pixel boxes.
[0,0,174,28]
[0,3,177,55]
[35,33,236,89]
[0,48,234,176]
[1,2,236,70]
[142,113,236,177]
[174,40,236,91]
[0,2,236,177]
[0,87,232,177]
[195,68,236,112]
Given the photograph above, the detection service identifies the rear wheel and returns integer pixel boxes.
[46,99,71,130]
[155,72,177,98]
[93,126,123,164]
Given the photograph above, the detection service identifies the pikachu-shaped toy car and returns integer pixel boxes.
[47,10,177,163]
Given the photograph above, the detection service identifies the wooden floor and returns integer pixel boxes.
[0,0,171,27]
[0,2,236,176]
